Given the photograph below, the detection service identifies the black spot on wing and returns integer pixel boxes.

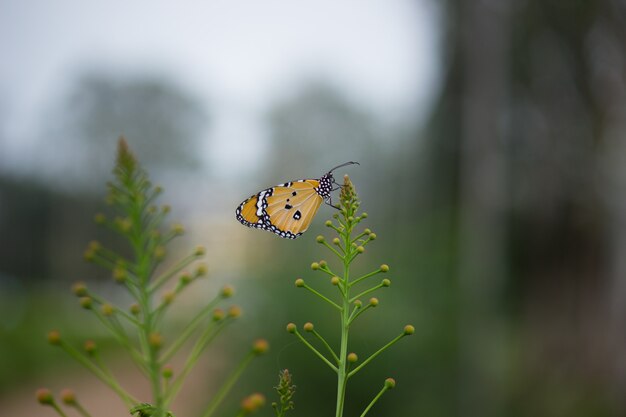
[285,204,293,209]
[293,210,302,220]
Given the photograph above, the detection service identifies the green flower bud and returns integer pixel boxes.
[361,212,368,218]
[319,260,327,268]
[196,263,208,277]
[179,272,192,285]
[48,330,61,345]
[331,276,340,286]
[382,278,391,287]
[213,308,225,321]
[194,245,206,256]
[60,388,76,405]
[332,237,341,245]
[325,220,333,227]
[113,267,127,283]
[130,303,140,315]
[79,297,93,309]
[84,340,97,354]
[162,365,174,379]
[149,332,162,349]
[101,303,114,316]
[316,235,325,243]
[241,393,266,413]
[356,246,365,253]
[162,291,175,305]
[295,278,305,287]
[353,299,363,308]
[72,281,88,297]
[171,223,185,235]
[404,325,415,335]
[369,297,379,307]
[347,352,358,363]
[303,322,314,332]
[380,264,389,272]
[286,323,297,333]
[221,285,235,298]
[311,262,320,270]
[369,233,377,240]
[385,378,396,389]
[228,305,242,318]
[36,388,54,405]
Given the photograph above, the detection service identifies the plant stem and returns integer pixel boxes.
[335,228,352,417]
[359,384,390,417]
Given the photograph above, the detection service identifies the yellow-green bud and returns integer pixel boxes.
[213,308,225,321]
[194,245,206,256]
[195,263,208,277]
[356,246,365,253]
[303,322,314,332]
[347,352,358,363]
[361,212,368,218]
[353,299,363,308]
[348,216,355,223]
[162,204,171,214]
[180,272,192,285]
[36,388,54,405]
[380,264,389,272]
[130,303,140,315]
[252,339,269,354]
[325,220,333,227]
[311,262,320,270]
[101,303,114,316]
[385,378,396,389]
[72,281,88,296]
[162,291,175,305]
[364,228,372,234]
[149,332,162,349]
[83,249,95,262]
[228,305,242,318]
[162,365,174,379]
[286,323,297,333]
[79,297,93,309]
[172,223,185,235]
[316,235,325,243]
[48,330,61,345]
[221,285,235,298]
[60,388,76,405]
[369,233,377,240]
[404,325,415,335]
[154,246,166,260]
[331,276,340,286]
[295,278,305,287]
[369,297,379,307]
[113,267,127,283]
[333,237,340,245]
[319,260,327,268]
[382,278,391,287]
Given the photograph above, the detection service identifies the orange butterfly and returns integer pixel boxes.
[236,162,359,239]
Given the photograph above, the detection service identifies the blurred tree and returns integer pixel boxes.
[35,70,208,191]
[418,1,626,416]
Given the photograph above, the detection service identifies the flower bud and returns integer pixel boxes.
[347,352,358,363]
[295,278,305,287]
[319,260,327,268]
[213,308,225,321]
[303,322,314,332]
[171,223,185,235]
[404,325,415,335]
[331,276,340,286]
[60,389,76,405]
[84,340,97,354]
[241,393,265,413]
[162,204,171,214]
[369,233,377,240]
[286,323,297,333]
[36,388,54,405]
[221,285,235,298]
[162,291,175,305]
[310,262,320,270]
[369,297,379,307]
[72,281,88,297]
[325,220,333,227]
[228,305,242,318]
[130,303,140,315]
[384,378,396,389]
[316,235,325,243]
[101,303,114,316]
[113,267,127,283]
[332,237,340,245]
[361,212,368,218]
[179,272,192,285]
[382,279,391,287]
[380,264,389,272]
[356,246,365,253]
[194,245,206,256]
[195,263,208,277]
[348,216,355,223]
[353,299,362,308]
[48,330,61,345]
[79,297,93,309]
[154,246,166,261]
[149,332,162,349]
[162,365,174,379]
[252,339,269,354]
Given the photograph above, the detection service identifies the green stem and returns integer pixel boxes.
[335,227,352,417]
[149,253,200,293]
[311,328,340,363]
[199,351,256,417]
[359,384,390,417]
[349,283,385,303]
[348,333,405,378]
[293,329,338,372]
[71,401,95,417]
[349,269,382,288]
[49,401,71,417]
[302,283,342,311]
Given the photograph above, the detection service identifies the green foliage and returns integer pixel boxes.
[287,175,414,417]
[37,138,267,417]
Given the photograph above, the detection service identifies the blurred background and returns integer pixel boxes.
[1,0,625,416]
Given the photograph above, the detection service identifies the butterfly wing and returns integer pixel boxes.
[265,180,323,237]
[235,179,324,239]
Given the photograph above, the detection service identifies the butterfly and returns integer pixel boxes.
[235,162,359,239]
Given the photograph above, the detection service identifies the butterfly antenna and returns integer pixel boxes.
[327,161,359,174]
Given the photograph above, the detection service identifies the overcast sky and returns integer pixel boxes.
[0,0,440,176]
